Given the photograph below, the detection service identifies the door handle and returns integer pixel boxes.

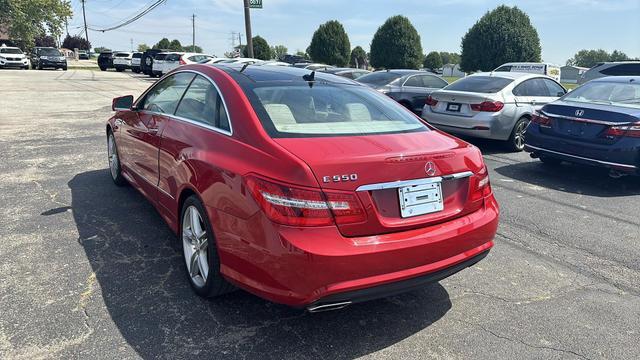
[148,128,159,134]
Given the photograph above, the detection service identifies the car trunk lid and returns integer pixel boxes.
[428,90,502,117]
[274,131,486,237]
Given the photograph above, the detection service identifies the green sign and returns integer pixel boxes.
[249,0,262,9]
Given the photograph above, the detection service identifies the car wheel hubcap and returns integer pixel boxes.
[514,121,527,149]
[182,206,209,287]
[108,135,119,179]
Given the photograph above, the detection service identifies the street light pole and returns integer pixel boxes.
[243,0,253,58]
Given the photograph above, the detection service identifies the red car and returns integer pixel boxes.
[107,64,499,311]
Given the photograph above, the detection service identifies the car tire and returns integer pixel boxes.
[507,117,529,152]
[62,66,67,71]
[107,131,127,186]
[99,67,106,71]
[115,67,123,72]
[539,156,562,166]
[180,195,234,298]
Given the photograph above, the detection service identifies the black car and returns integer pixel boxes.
[356,70,448,114]
[141,49,168,76]
[30,47,67,70]
[98,51,114,71]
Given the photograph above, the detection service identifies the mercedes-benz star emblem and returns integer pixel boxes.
[575,109,584,117]
[425,161,437,176]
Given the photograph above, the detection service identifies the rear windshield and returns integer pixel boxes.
[563,81,640,109]
[132,53,142,58]
[115,53,130,57]
[356,72,403,86]
[0,48,22,54]
[246,83,428,138]
[444,76,513,93]
[39,48,62,56]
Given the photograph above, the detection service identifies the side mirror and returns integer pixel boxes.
[112,95,134,111]
[557,91,566,97]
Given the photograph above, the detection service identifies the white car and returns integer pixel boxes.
[131,52,142,73]
[161,52,215,74]
[112,52,132,72]
[151,52,169,77]
[0,45,29,69]
[493,62,561,82]
[262,61,291,67]
[198,58,229,65]
[216,57,265,65]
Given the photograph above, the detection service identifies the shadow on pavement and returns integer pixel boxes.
[494,160,640,197]
[68,169,452,359]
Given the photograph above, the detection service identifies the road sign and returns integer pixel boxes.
[249,0,262,9]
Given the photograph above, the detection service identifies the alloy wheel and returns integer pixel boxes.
[514,120,528,150]
[182,206,209,288]
[107,134,119,180]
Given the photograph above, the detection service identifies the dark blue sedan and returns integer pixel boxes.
[524,76,640,176]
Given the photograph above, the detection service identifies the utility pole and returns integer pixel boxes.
[191,14,196,52]
[130,38,133,52]
[81,0,89,46]
[238,33,242,47]
[243,0,253,58]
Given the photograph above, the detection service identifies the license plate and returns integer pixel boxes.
[398,182,444,218]
[447,103,461,112]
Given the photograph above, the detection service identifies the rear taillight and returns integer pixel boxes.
[469,166,492,202]
[179,56,187,65]
[425,95,438,106]
[471,101,504,112]
[245,175,366,227]
[531,112,552,127]
[603,122,640,138]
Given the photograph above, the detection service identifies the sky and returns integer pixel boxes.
[66,0,640,64]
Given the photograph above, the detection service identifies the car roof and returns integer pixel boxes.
[470,71,543,80]
[592,76,640,83]
[214,64,357,85]
[380,69,431,76]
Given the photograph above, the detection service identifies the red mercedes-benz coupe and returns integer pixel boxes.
[106,64,499,311]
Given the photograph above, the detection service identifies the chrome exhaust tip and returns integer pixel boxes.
[306,301,352,313]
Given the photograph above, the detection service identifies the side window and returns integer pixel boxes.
[601,63,640,76]
[513,79,549,97]
[543,79,566,97]
[423,75,448,89]
[141,72,195,114]
[175,75,231,132]
[404,76,422,87]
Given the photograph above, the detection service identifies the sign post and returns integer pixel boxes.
[243,0,254,58]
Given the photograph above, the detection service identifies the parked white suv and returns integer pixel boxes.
[112,52,132,72]
[0,45,29,69]
[161,52,214,75]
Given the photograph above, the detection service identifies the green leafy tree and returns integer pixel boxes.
[460,5,541,72]
[271,45,288,60]
[168,39,183,51]
[308,20,351,66]
[35,35,56,47]
[62,34,90,50]
[350,46,367,68]
[0,0,71,47]
[295,50,310,60]
[609,50,629,62]
[137,43,149,52]
[153,38,171,50]
[370,15,423,69]
[423,51,443,71]
[243,35,271,60]
[94,46,111,54]
[439,51,460,65]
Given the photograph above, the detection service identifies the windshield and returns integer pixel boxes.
[356,72,403,86]
[444,76,513,93]
[0,48,22,54]
[39,48,62,56]
[246,83,428,138]
[563,81,640,108]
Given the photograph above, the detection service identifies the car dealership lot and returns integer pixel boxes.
[0,70,639,359]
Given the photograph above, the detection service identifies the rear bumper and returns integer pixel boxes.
[422,107,514,141]
[525,125,640,172]
[211,195,499,307]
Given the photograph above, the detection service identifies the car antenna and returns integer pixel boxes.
[240,63,249,72]
[303,70,315,88]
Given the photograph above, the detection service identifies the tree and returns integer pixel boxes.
[183,45,202,53]
[168,39,183,51]
[460,5,541,72]
[137,43,150,52]
[62,34,90,50]
[370,15,423,69]
[271,45,288,60]
[350,46,367,68]
[94,46,111,54]
[243,35,271,60]
[439,51,460,65]
[423,51,443,71]
[0,0,71,47]
[153,38,171,50]
[295,50,310,60]
[307,20,351,66]
[565,49,628,67]
[35,35,56,47]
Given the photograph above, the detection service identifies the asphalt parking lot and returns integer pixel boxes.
[1,69,639,359]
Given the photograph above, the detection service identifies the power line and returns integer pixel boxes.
[88,0,167,32]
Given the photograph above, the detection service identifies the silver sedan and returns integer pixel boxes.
[421,72,567,151]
